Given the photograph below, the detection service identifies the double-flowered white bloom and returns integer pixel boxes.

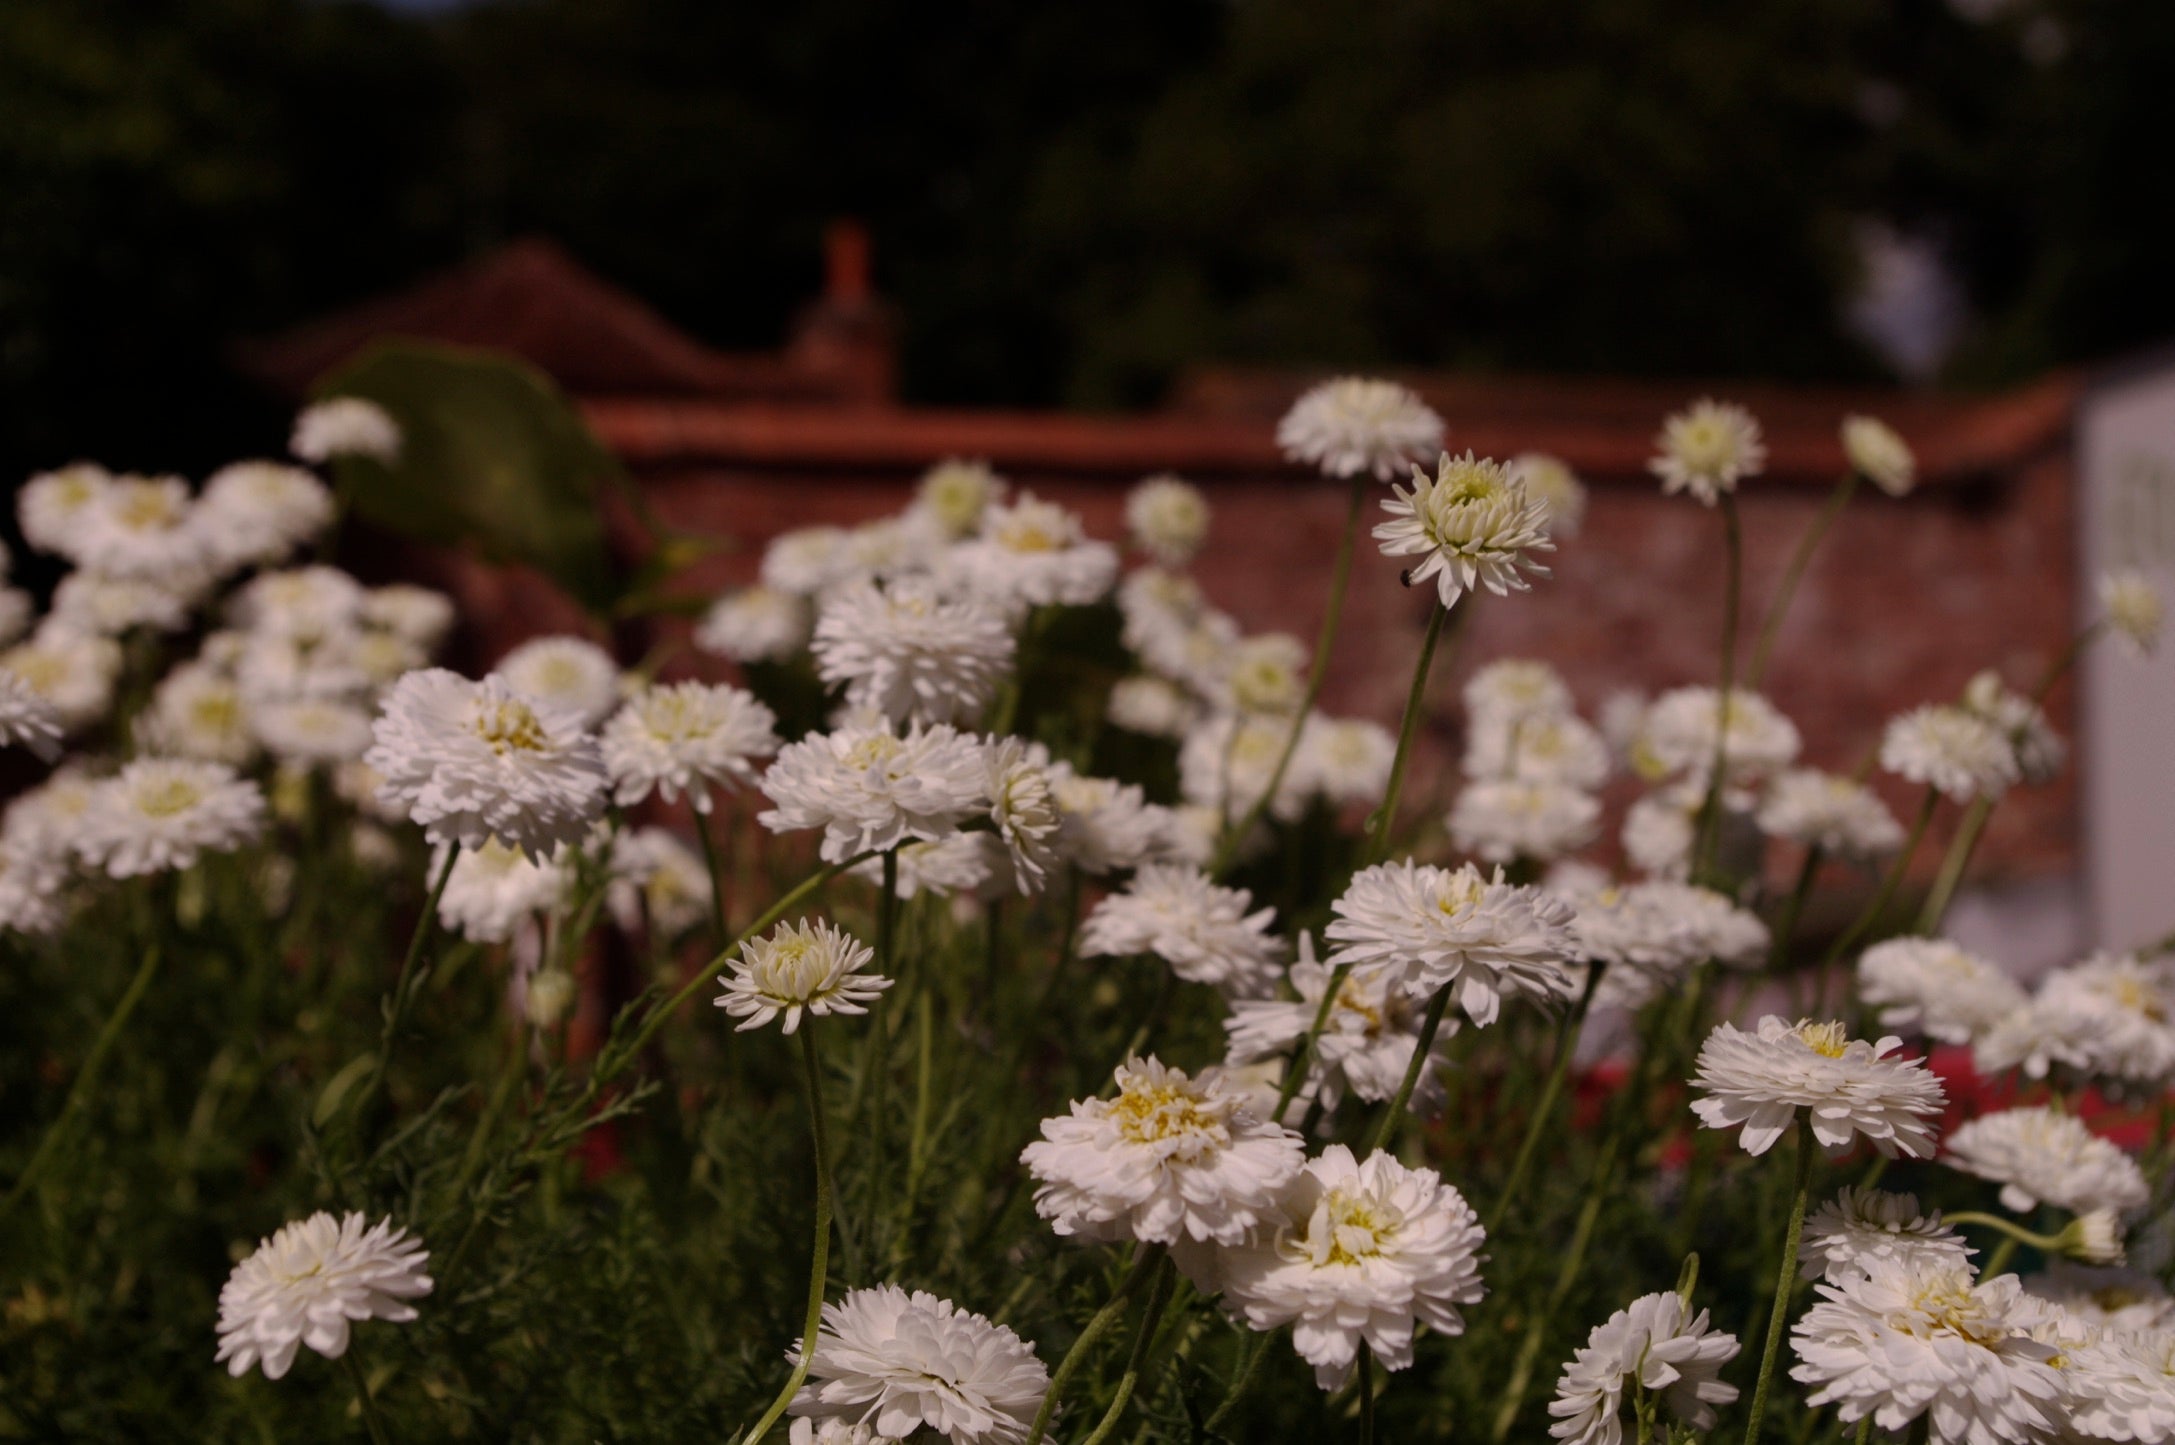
[1842,414,1916,497]
[1276,377,1444,482]
[76,758,266,878]
[1690,1016,1945,1157]
[1178,711,1311,825]
[195,461,335,571]
[365,669,609,858]
[73,473,210,580]
[1220,1145,1487,1390]
[1224,935,1456,1115]
[1943,1106,2149,1217]
[758,721,986,864]
[1790,1257,2064,1442]
[1882,704,2020,802]
[1293,715,1396,808]
[946,493,1117,613]
[601,680,779,812]
[812,577,1015,726]
[694,585,812,664]
[0,672,62,760]
[2099,568,2163,657]
[981,738,1062,894]
[1649,398,1765,506]
[1449,778,1601,863]
[1510,452,1588,537]
[215,1212,432,1380]
[1798,1188,1974,1284]
[1374,452,1554,609]
[1125,474,1210,566]
[787,1284,1048,1445]
[1633,685,1800,787]
[1547,1291,1741,1445]
[716,917,891,1034]
[1857,937,2027,1045]
[1079,863,1284,997]
[1048,766,1169,876]
[1021,1056,1305,1252]
[1976,953,2175,1087]
[291,397,402,464]
[605,827,714,939]
[2063,1328,2175,1443]
[1758,768,1906,859]
[2,626,122,732]
[1325,860,1577,1025]
[1464,709,1610,790]
[435,839,567,944]
[910,458,1005,540]
[492,635,621,730]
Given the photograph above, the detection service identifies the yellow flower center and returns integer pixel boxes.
[6,653,67,694]
[472,698,550,755]
[1434,872,1486,918]
[642,693,715,744]
[113,483,182,533]
[1111,1078,1219,1145]
[2111,976,2167,1023]
[1795,1020,1851,1058]
[1910,1278,2008,1348]
[1303,1187,1401,1267]
[844,734,904,772]
[134,776,206,819]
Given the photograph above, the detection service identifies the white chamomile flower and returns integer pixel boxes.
[1276,377,1445,482]
[1619,787,1702,881]
[1977,952,2175,1087]
[1631,881,1770,967]
[1841,415,1916,497]
[0,672,63,761]
[1650,398,1766,506]
[1510,452,1589,538]
[1465,658,1572,726]
[1757,768,1906,859]
[364,669,610,858]
[715,917,891,1034]
[492,635,621,730]
[291,397,401,464]
[19,462,112,558]
[1881,703,2020,802]
[1225,936,1456,1114]
[195,461,336,570]
[1177,710,1312,824]
[2100,568,2163,657]
[435,839,567,944]
[250,697,376,765]
[758,721,987,864]
[2062,1329,2175,1442]
[761,526,853,597]
[1325,860,1577,1026]
[1789,1257,2063,1442]
[1373,451,1554,609]
[946,493,1119,613]
[1857,937,2027,1045]
[1106,675,1196,739]
[2023,1262,2175,1335]
[1547,1291,1741,1445]
[1124,474,1211,566]
[981,738,1062,894]
[850,833,993,901]
[1798,1187,1974,1284]
[812,577,1015,727]
[229,565,365,640]
[0,839,72,937]
[605,827,713,939]
[1048,766,1169,876]
[1943,1106,2149,1217]
[74,474,210,580]
[601,680,779,813]
[911,458,1005,540]
[2,627,122,732]
[1634,685,1801,787]
[76,758,266,878]
[786,1284,1048,1445]
[1961,670,2065,786]
[215,1212,431,1380]
[1448,778,1601,864]
[1293,715,1396,808]
[695,585,812,664]
[1079,863,1284,997]
[1218,633,1307,717]
[1221,1145,1488,1390]
[51,572,198,636]
[1020,1055,1305,1251]
[360,585,455,651]
[1465,710,1610,790]
[1690,1016,1946,1158]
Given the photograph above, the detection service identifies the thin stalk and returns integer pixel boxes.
[1025,1246,1163,1445]
[1362,981,1454,1155]
[1273,961,1353,1123]
[1358,1341,1377,1445]
[1489,1131,1623,1441]
[1983,1235,2022,1279]
[744,1027,836,1445]
[1854,1419,1873,1445]
[1076,1253,1178,1445]
[692,807,730,948]
[1487,963,1604,1235]
[1693,495,1745,883]
[1747,473,1857,689]
[1364,601,1452,866]
[357,844,462,1120]
[1212,476,1368,878]
[1916,797,1991,934]
[1816,789,1938,984]
[0,943,163,1227]
[1741,1116,1817,1445]
[1942,1210,2067,1259]
[342,1349,394,1445]
[1203,1330,1273,1434]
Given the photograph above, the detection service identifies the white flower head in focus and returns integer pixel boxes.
[1220,1145,1488,1390]
[1079,863,1285,998]
[76,758,266,878]
[786,1284,1048,1445]
[1020,1055,1304,1250]
[1798,1187,1974,1284]
[601,680,780,813]
[2062,1328,2175,1442]
[1510,452,1588,538]
[1448,778,1601,864]
[1125,473,1210,566]
[364,669,609,858]
[911,458,1006,541]
[1880,704,2020,802]
[1325,860,1577,1025]
[1547,1291,1741,1445]
[2100,568,2163,657]
[812,577,1015,727]
[1276,377,1444,482]
[717,917,890,1035]
[1225,938,1457,1116]
[291,398,401,464]
[981,738,1062,895]
[1789,1257,2064,1442]
[215,1211,431,1379]
[1856,937,2027,1046]
[1689,1016,1945,1158]
[1374,451,1554,609]
[1650,399,1766,506]
[1757,769,1906,859]
[758,721,986,864]
[1841,415,1916,497]
[492,636,621,730]
[1943,1106,2150,1216]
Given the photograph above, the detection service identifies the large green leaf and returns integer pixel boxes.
[314,342,627,616]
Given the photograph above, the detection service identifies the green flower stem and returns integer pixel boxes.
[1489,1130,1623,1442]
[1487,963,1604,1235]
[744,1026,836,1445]
[1693,494,1745,885]
[1982,1235,2022,1280]
[1076,1251,1178,1445]
[1364,600,1453,867]
[1362,980,1455,1156]
[1358,1340,1377,1445]
[1853,1418,1872,1445]
[1274,960,1353,1124]
[1025,1244,1164,1445]
[1916,797,1992,935]
[0,943,163,1228]
[1814,788,1939,1001]
[1741,1116,1817,1445]
[1213,476,1368,879]
[1747,473,1857,689]
[357,843,461,1120]
[1203,1329,1273,1434]
[1944,1211,2068,1263]
[692,806,731,948]
[342,1348,395,1445]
